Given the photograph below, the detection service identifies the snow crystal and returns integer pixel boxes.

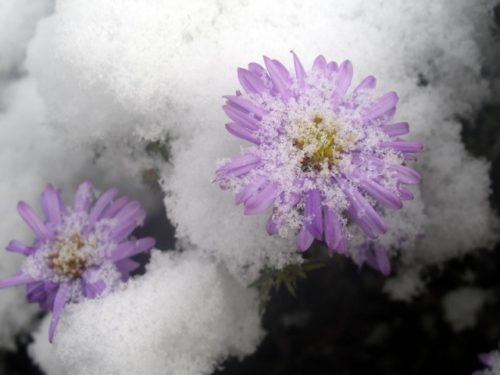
[442,287,493,332]
[0,0,53,85]
[29,250,263,375]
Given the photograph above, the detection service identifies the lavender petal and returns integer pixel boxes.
[263,56,292,100]
[86,188,119,231]
[18,202,54,240]
[6,240,33,256]
[0,273,34,289]
[73,180,95,213]
[244,182,279,215]
[323,206,345,254]
[237,67,267,93]
[305,189,323,240]
[48,285,70,343]
[291,51,306,89]
[225,123,260,145]
[360,178,403,209]
[335,60,353,97]
[363,92,398,120]
[297,224,314,252]
[41,185,63,226]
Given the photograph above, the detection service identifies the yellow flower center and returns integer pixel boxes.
[47,233,89,280]
[294,115,354,170]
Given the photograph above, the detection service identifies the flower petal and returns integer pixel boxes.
[49,284,70,343]
[373,245,391,276]
[398,186,414,200]
[392,165,422,185]
[335,60,353,97]
[346,188,386,238]
[113,201,144,226]
[297,224,314,252]
[223,104,260,130]
[364,92,399,120]
[235,176,268,204]
[312,55,327,72]
[327,61,338,73]
[381,122,409,137]
[217,154,260,179]
[27,282,47,304]
[237,68,267,93]
[115,259,140,281]
[225,123,260,145]
[86,188,119,231]
[380,140,423,153]
[323,206,345,254]
[110,237,155,262]
[41,185,64,226]
[18,201,54,240]
[353,75,376,93]
[225,95,268,118]
[244,182,279,215]
[81,271,107,299]
[101,196,130,219]
[304,189,323,240]
[479,353,492,367]
[73,180,95,213]
[359,179,403,209]
[6,240,33,256]
[112,218,141,242]
[291,51,306,89]
[266,214,280,235]
[363,92,399,120]
[0,273,34,289]
[263,56,292,100]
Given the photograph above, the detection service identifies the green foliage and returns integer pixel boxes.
[251,260,325,314]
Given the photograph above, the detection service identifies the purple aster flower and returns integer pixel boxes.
[216,53,422,273]
[473,344,500,375]
[0,181,155,342]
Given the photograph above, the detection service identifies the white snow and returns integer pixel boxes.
[0,0,496,371]
[29,250,263,375]
[442,287,493,332]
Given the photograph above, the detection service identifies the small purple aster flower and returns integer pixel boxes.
[0,181,155,342]
[216,53,422,273]
[473,344,500,375]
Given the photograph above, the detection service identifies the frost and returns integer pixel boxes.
[442,287,493,332]
[29,251,263,375]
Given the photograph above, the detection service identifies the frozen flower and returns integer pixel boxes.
[473,344,500,375]
[0,181,155,342]
[216,53,422,272]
